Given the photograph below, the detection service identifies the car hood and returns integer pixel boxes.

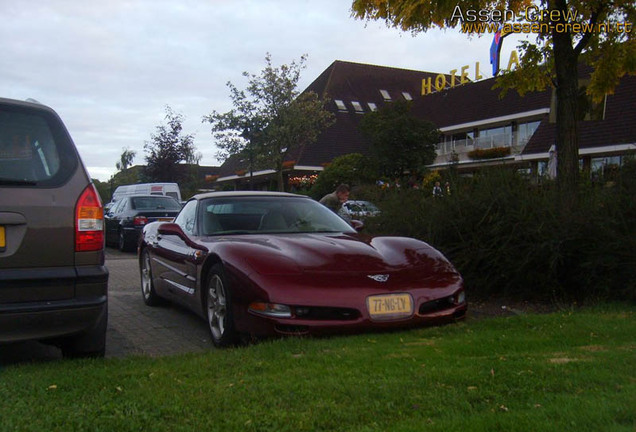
[207,233,456,276]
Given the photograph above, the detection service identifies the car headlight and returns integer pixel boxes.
[248,302,292,318]
[455,291,466,304]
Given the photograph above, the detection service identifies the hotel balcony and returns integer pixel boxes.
[434,132,532,165]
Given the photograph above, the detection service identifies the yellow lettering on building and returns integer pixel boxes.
[475,62,483,80]
[450,69,458,87]
[420,51,519,96]
[460,65,470,84]
[422,77,432,95]
[435,74,447,91]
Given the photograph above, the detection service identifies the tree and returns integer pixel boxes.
[311,153,377,199]
[113,147,138,187]
[115,147,136,172]
[351,0,635,198]
[92,178,111,204]
[144,106,198,183]
[204,53,334,191]
[359,100,439,179]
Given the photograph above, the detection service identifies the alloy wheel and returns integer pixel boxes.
[207,274,227,341]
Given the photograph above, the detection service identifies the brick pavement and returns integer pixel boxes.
[104,250,213,358]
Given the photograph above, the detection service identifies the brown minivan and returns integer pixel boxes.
[0,97,108,358]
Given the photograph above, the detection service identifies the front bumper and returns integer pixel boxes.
[239,301,467,337]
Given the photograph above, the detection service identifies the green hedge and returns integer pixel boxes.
[361,163,636,303]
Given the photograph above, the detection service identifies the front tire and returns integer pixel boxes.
[205,264,237,347]
[140,249,162,306]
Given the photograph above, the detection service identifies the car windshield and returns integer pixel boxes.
[132,196,181,210]
[199,196,356,235]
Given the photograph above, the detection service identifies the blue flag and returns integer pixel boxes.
[490,25,509,76]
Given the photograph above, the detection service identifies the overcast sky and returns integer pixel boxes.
[1,0,524,181]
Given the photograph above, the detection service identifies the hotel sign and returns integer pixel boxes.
[421,50,519,96]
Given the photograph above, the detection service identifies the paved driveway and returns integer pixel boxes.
[0,248,213,366]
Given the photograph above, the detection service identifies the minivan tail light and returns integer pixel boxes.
[75,184,104,252]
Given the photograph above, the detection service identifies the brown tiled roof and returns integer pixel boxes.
[298,61,445,167]
[523,74,636,154]
[411,76,552,128]
[304,60,442,104]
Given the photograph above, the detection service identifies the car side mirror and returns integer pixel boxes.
[351,220,364,231]
[158,222,186,238]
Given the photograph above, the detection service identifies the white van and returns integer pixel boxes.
[110,182,181,205]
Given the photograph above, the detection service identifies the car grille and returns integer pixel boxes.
[295,306,360,321]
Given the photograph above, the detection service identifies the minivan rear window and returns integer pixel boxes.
[0,104,78,187]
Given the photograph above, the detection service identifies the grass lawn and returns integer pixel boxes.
[1,305,634,431]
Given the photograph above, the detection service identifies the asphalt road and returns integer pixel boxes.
[0,247,213,366]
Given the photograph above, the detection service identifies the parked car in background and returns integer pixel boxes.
[107,182,181,209]
[105,194,181,251]
[0,97,108,357]
[341,200,381,220]
[138,191,466,347]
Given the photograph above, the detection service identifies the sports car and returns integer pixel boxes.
[138,191,466,347]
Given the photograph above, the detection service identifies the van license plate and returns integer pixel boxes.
[0,226,5,251]
[366,293,413,321]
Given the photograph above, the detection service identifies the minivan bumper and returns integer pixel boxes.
[0,265,108,343]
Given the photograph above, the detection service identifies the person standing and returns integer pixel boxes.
[319,184,350,213]
[432,181,443,198]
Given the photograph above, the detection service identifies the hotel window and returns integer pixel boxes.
[368,102,378,111]
[402,92,413,101]
[478,125,513,147]
[517,120,540,145]
[335,100,347,111]
[351,101,364,113]
[380,89,391,101]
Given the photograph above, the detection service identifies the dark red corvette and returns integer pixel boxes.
[138,191,466,347]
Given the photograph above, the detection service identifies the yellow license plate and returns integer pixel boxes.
[0,226,5,250]
[367,293,413,321]
[157,217,173,222]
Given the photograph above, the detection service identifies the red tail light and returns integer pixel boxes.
[134,216,148,226]
[75,184,104,252]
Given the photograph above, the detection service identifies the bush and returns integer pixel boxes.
[366,165,636,303]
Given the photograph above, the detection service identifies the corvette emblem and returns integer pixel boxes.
[368,274,389,282]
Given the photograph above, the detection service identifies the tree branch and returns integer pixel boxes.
[574,5,606,57]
